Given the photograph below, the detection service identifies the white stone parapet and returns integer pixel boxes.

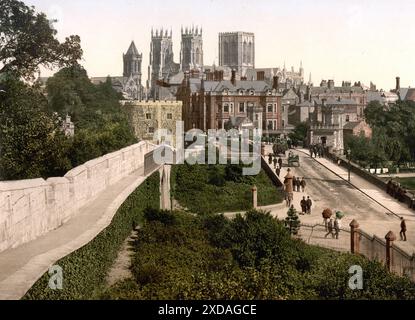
[0,141,155,253]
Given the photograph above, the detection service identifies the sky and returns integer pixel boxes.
[27,0,415,90]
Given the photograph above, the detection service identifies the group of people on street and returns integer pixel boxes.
[386,180,407,203]
[321,208,342,239]
[324,217,342,239]
[268,154,283,177]
[293,176,307,193]
[300,196,313,214]
[309,144,325,158]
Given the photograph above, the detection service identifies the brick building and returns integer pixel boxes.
[176,70,282,135]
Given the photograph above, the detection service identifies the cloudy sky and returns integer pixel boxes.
[28,0,415,90]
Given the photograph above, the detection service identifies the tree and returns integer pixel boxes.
[285,206,300,235]
[288,122,309,146]
[0,0,82,79]
[0,76,71,179]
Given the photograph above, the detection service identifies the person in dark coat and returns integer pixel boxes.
[400,217,407,241]
[275,167,281,177]
[300,196,307,214]
[278,157,283,169]
[300,178,306,193]
[273,157,278,169]
[292,176,297,192]
[306,196,312,214]
[296,177,301,192]
[309,146,314,158]
[268,153,273,165]
[386,180,393,195]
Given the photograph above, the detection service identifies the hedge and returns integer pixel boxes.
[23,171,160,300]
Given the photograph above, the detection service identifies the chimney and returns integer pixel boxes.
[272,76,279,91]
[231,69,236,86]
[396,76,401,92]
[257,71,265,81]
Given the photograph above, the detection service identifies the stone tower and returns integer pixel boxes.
[123,41,142,83]
[180,26,204,73]
[218,32,255,77]
[148,28,176,96]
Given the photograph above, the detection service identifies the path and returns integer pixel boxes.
[0,167,159,300]
[262,145,415,255]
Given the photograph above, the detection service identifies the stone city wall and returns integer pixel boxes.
[0,141,155,253]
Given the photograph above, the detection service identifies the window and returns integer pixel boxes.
[250,90,254,96]
[167,113,173,120]
[223,104,229,113]
[268,121,273,130]
[346,115,350,122]
[267,104,273,113]
[239,103,245,113]
[146,113,152,120]
[282,120,285,127]
[148,127,155,133]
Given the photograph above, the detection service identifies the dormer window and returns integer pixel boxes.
[239,89,244,95]
[250,90,255,96]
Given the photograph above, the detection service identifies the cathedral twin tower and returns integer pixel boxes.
[122,26,204,98]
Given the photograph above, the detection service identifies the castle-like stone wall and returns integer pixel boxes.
[0,141,155,253]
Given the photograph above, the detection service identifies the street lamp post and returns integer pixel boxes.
[347,148,351,182]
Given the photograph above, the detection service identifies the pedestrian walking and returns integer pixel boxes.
[275,167,281,177]
[322,208,333,232]
[325,218,335,238]
[309,146,314,158]
[297,178,301,192]
[268,153,273,165]
[300,177,306,193]
[334,217,341,239]
[400,217,407,241]
[386,180,393,195]
[273,157,278,169]
[306,196,312,214]
[300,196,307,215]
[278,157,283,169]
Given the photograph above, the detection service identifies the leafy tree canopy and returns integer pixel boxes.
[0,0,82,79]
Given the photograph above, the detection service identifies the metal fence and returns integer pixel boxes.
[299,223,350,253]
[299,222,415,282]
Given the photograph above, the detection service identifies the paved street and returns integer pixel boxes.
[263,145,415,255]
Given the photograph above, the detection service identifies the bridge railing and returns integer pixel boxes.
[299,221,415,281]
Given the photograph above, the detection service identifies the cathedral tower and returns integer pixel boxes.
[180,26,204,73]
[123,41,142,84]
[148,28,178,96]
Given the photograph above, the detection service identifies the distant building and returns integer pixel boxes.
[148,28,180,98]
[245,62,305,90]
[61,115,75,137]
[218,32,255,78]
[176,71,282,135]
[121,100,182,145]
[393,77,415,102]
[91,41,144,100]
[366,90,399,107]
[180,26,204,73]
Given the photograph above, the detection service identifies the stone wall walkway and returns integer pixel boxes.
[0,167,159,300]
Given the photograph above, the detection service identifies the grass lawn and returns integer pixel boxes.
[396,177,415,191]
[171,163,283,214]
